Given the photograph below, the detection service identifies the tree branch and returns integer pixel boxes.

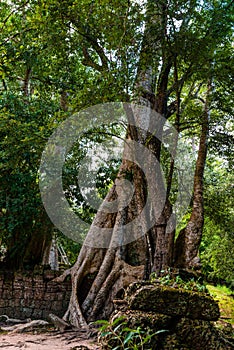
[82,47,105,72]
[69,23,109,71]
[0,0,30,33]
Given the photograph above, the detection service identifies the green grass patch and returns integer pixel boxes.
[207,284,234,325]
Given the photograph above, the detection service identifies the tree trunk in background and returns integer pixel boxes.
[48,237,59,271]
[22,229,52,268]
[22,210,53,269]
[3,209,53,270]
[174,82,211,269]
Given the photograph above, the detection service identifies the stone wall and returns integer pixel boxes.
[0,270,72,320]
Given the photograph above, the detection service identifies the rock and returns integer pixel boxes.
[111,309,172,332]
[173,317,234,350]
[127,284,220,321]
[101,281,234,350]
[102,282,233,349]
[108,311,233,350]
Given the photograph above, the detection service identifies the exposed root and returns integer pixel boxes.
[55,162,152,327]
[49,314,71,332]
[0,320,49,333]
[82,248,116,315]
[53,267,72,283]
[0,315,31,325]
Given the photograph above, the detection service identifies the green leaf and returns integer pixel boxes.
[124,331,135,344]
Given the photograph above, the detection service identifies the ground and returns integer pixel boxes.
[0,330,101,350]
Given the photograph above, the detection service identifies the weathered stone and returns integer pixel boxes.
[62,300,70,309]
[43,270,57,281]
[0,271,72,320]
[56,293,65,301]
[0,299,8,307]
[112,309,172,333]
[31,309,43,319]
[22,307,33,318]
[172,317,234,350]
[51,301,63,311]
[107,309,233,350]
[127,284,220,321]
[2,289,13,299]
[14,289,24,299]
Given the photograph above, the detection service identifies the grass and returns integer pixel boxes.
[207,284,234,325]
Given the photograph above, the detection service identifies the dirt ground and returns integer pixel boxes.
[0,330,101,349]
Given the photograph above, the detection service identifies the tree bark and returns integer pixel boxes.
[22,67,32,97]
[3,209,53,270]
[174,82,211,269]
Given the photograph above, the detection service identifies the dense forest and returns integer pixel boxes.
[0,0,233,330]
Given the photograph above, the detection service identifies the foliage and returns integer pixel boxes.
[150,272,207,293]
[0,2,61,266]
[200,158,234,284]
[62,124,123,225]
[56,231,81,266]
[94,316,167,350]
[0,0,233,273]
[207,284,234,326]
[0,93,57,267]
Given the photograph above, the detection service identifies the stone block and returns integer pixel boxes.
[51,300,63,311]
[22,307,33,318]
[112,310,172,332]
[14,288,24,299]
[33,289,44,300]
[127,284,220,321]
[32,308,43,319]
[2,289,13,299]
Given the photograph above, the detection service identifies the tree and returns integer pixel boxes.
[0,0,232,326]
[174,2,234,269]
[0,93,55,268]
[43,0,233,327]
[0,0,72,268]
[174,81,210,269]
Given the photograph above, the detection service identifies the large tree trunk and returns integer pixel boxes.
[174,82,211,269]
[54,113,171,327]
[55,1,175,327]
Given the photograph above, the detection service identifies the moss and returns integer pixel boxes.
[106,282,234,349]
[207,284,234,326]
[128,283,219,320]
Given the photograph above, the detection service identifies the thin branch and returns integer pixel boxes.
[0,28,34,47]
[82,47,104,72]
[2,79,7,91]
[69,23,109,71]
[0,0,30,33]
[116,0,131,54]
[83,130,126,144]
[166,100,177,118]
[167,62,193,97]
